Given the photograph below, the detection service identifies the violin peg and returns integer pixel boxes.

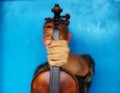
[65,14,70,20]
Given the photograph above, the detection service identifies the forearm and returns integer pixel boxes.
[62,54,89,76]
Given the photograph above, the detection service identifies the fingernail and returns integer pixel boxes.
[46,39,51,45]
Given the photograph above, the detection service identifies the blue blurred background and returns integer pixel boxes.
[0,0,120,93]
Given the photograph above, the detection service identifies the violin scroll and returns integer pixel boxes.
[45,4,70,26]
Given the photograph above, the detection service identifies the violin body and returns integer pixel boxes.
[31,68,79,93]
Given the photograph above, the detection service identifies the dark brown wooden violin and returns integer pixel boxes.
[31,4,79,93]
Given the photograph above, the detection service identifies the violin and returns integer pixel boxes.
[31,4,79,93]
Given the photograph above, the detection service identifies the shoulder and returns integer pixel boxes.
[79,54,95,83]
[80,54,95,71]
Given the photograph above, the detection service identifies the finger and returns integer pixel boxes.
[48,60,68,66]
[43,35,53,46]
[47,47,70,54]
[48,40,68,47]
[46,39,52,46]
[48,53,69,60]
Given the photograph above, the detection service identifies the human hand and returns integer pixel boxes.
[43,35,70,66]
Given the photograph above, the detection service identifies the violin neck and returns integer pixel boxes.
[49,29,60,93]
[52,29,60,40]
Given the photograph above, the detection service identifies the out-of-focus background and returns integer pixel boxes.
[0,0,120,93]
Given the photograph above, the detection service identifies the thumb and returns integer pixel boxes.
[45,39,52,46]
[43,35,52,47]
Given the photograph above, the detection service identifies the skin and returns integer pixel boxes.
[43,22,88,76]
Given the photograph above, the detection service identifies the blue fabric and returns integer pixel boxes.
[0,0,120,93]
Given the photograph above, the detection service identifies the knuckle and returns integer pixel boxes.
[67,48,70,52]
[64,60,68,64]
[64,47,70,52]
